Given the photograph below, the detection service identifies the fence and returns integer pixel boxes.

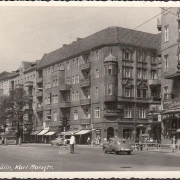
[130,143,180,154]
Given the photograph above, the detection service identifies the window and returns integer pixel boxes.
[67,77,70,84]
[137,89,141,98]
[142,70,147,79]
[53,95,58,103]
[45,83,47,89]
[164,55,168,71]
[164,25,169,42]
[72,76,75,84]
[67,61,70,70]
[95,87,99,98]
[77,58,79,66]
[76,91,79,101]
[95,107,100,118]
[107,84,113,95]
[53,80,56,87]
[108,65,112,75]
[143,89,147,98]
[46,69,48,76]
[137,88,147,98]
[137,51,142,62]
[72,92,75,101]
[123,50,131,60]
[95,69,99,78]
[123,67,131,78]
[53,112,57,121]
[76,75,79,83]
[164,86,168,93]
[139,107,146,119]
[137,69,142,79]
[96,51,99,60]
[124,107,132,118]
[151,71,157,80]
[48,82,51,88]
[151,56,156,64]
[124,88,131,97]
[47,97,51,104]
[74,110,78,120]
[48,68,51,75]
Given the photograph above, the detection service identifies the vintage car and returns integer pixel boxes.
[103,138,133,155]
[50,138,65,146]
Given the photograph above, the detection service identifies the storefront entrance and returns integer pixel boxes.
[107,127,114,140]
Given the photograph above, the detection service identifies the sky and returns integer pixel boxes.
[0,6,161,72]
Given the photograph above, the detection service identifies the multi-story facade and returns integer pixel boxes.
[0,71,10,97]
[37,26,161,143]
[8,60,39,142]
[160,7,180,142]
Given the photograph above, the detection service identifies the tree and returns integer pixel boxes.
[0,88,29,138]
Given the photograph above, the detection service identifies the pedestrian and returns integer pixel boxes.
[104,137,107,143]
[4,137,7,146]
[2,137,4,146]
[70,133,75,154]
[87,137,90,145]
[172,136,176,153]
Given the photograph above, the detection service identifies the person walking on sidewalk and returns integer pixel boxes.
[172,136,176,153]
[70,133,75,154]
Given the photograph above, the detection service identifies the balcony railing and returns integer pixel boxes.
[46,121,62,126]
[104,95,117,102]
[59,101,71,108]
[148,79,161,86]
[59,84,71,91]
[80,79,90,87]
[80,62,91,71]
[24,81,33,87]
[36,90,43,97]
[80,98,91,106]
[37,77,43,84]
[69,119,91,125]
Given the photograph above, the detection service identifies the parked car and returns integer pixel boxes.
[50,138,65,146]
[103,138,133,155]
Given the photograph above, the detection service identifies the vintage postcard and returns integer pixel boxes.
[0,1,180,179]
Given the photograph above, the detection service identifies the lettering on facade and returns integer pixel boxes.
[104,109,123,117]
[163,99,180,109]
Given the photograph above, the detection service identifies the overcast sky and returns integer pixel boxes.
[0,6,160,72]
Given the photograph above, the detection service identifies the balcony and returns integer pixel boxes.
[16,84,23,89]
[69,119,91,125]
[80,79,90,88]
[80,98,91,106]
[37,77,43,84]
[149,96,161,103]
[104,95,117,102]
[59,101,71,108]
[26,95,33,101]
[24,81,33,87]
[59,84,71,91]
[80,62,91,71]
[36,91,43,97]
[148,79,161,87]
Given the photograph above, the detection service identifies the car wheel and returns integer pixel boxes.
[127,151,131,155]
[113,150,118,155]
[103,148,107,154]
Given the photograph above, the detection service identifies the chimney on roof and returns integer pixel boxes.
[63,44,68,47]
[77,38,82,41]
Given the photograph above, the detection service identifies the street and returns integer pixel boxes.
[0,144,179,171]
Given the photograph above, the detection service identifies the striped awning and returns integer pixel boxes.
[37,129,49,135]
[60,130,80,136]
[75,130,92,135]
[44,132,56,136]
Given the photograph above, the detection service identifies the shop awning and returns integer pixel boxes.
[44,131,56,136]
[60,130,80,136]
[37,129,49,135]
[30,131,41,135]
[75,130,92,135]
[177,129,180,132]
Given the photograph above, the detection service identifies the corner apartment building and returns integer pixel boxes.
[0,71,11,97]
[159,7,180,142]
[36,26,161,143]
[9,60,39,142]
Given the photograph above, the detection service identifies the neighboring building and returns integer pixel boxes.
[9,60,40,142]
[37,26,161,143]
[160,7,180,142]
[0,71,11,97]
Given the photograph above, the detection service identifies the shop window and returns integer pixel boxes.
[95,107,100,118]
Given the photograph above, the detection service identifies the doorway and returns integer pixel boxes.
[107,127,114,140]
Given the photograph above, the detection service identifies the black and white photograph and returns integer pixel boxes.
[0,2,180,178]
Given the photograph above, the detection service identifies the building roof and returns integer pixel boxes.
[104,52,117,62]
[38,26,161,69]
[0,71,10,81]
